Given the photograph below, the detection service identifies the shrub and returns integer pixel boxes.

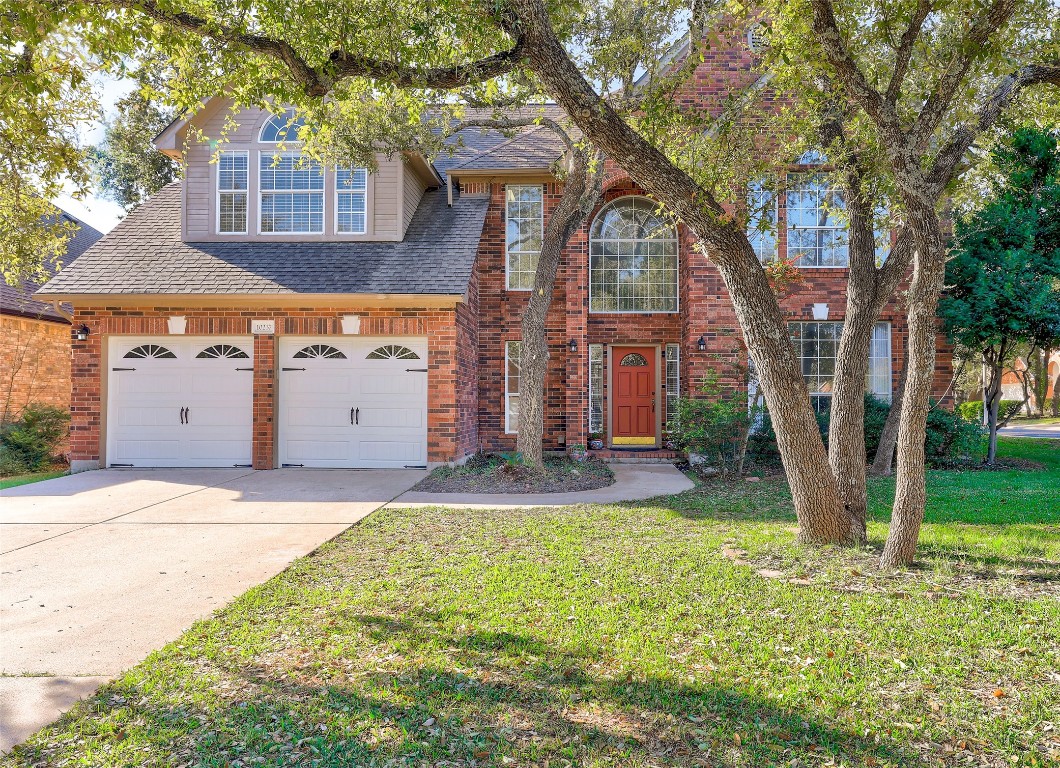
[746,395,983,467]
[670,373,753,476]
[0,404,70,474]
[957,399,1024,423]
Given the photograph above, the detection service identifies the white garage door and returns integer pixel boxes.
[106,336,254,468]
[279,337,428,468]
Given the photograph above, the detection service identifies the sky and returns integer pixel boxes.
[52,75,137,234]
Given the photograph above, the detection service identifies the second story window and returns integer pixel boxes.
[506,185,543,290]
[259,153,324,234]
[747,179,777,263]
[786,173,849,267]
[336,168,368,234]
[217,151,248,234]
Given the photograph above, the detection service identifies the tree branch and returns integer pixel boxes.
[908,0,1019,153]
[92,0,524,97]
[926,61,1060,193]
[884,0,932,106]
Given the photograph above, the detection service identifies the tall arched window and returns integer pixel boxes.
[589,197,678,313]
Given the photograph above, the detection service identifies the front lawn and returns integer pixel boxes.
[0,469,68,490]
[5,439,1058,767]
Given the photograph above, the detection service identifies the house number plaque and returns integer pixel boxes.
[251,319,276,335]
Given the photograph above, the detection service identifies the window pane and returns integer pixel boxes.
[589,197,678,312]
[506,185,543,290]
[786,174,849,267]
[589,344,604,434]
[506,340,522,433]
[260,153,324,233]
[336,167,368,234]
[217,152,248,233]
[666,344,680,428]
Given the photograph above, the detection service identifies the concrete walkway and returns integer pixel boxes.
[0,467,425,753]
[388,463,694,509]
[997,422,1060,439]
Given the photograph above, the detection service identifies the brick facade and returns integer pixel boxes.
[0,314,72,420]
[67,305,477,469]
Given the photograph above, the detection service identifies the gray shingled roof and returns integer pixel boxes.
[434,105,571,177]
[38,183,488,297]
[2,211,103,322]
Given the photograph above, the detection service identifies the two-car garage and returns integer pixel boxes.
[106,336,428,469]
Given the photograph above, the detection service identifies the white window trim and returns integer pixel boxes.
[335,167,369,235]
[588,343,604,435]
[588,196,680,315]
[789,320,893,401]
[257,150,325,236]
[665,343,680,427]
[505,184,544,291]
[259,110,304,144]
[785,173,849,269]
[216,150,249,236]
[505,340,521,434]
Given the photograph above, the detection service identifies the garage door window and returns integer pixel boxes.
[293,344,347,359]
[124,344,176,359]
[196,344,249,359]
[366,344,420,360]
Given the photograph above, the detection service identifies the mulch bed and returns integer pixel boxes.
[412,453,614,494]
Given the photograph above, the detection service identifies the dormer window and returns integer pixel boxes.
[336,168,368,234]
[260,109,306,143]
[217,151,248,234]
[259,153,324,234]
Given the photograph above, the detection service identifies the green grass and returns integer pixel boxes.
[5,439,1058,767]
[0,469,67,490]
[1008,416,1060,427]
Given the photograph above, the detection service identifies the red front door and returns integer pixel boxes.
[611,346,656,446]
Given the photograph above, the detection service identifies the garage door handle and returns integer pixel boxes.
[185,407,191,424]
[179,407,186,424]
[350,407,355,425]
[236,367,253,371]
[355,408,360,425]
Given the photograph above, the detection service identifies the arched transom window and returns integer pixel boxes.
[259,109,306,143]
[589,197,678,313]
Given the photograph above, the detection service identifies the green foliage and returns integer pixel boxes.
[924,403,985,463]
[670,372,752,475]
[956,400,1024,422]
[91,91,181,211]
[0,404,70,474]
[940,128,1060,355]
[748,395,982,466]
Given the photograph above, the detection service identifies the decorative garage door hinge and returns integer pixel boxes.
[405,368,428,372]
[110,463,134,467]
[282,463,305,467]
[111,367,136,371]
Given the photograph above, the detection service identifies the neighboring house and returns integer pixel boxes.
[38,29,953,472]
[1000,351,1060,412]
[1,211,103,420]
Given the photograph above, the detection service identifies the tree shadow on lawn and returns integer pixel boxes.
[13,612,932,768]
[636,478,798,524]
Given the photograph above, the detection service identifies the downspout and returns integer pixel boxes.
[51,300,73,322]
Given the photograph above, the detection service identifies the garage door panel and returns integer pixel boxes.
[286,439,352,462]
[358,374,421,396]
[107,336,253,468]
[280,337,428,468]
[114,405,182,427]
[357,441,424,463]
[359,407,424,429]
[114,439,181,461]
[187,439,254,461]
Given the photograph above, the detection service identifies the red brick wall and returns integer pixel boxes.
[67,304,472,469]
[0,314,72,420]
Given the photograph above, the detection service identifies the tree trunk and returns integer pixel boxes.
[983,347,1005,465]
[880,208,946,568]
[516,149,603,468]
[513,2,853,544]
[870,348,908,476]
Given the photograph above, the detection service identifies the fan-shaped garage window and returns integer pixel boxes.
[620,352,648,367]
[196,344,249,359]
[293,344,347,359]
[124,344,176,359]
[589,197,679,313]
[366,344,420,360]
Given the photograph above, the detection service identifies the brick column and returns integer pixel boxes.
[252,333,276,469]
[564,227,590,448]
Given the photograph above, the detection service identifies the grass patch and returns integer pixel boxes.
[1007,416,1060,427]
[5,440,1058,767]
[0,469,68,490]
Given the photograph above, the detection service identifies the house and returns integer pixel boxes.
[37,32,954,473]
[1,210,102,420]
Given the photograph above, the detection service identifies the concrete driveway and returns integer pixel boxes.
[0,467,425,752]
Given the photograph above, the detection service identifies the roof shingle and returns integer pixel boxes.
[38,183,489,298]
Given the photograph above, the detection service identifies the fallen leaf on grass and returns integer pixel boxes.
[757,569,785,579]
[993,689,1006,698]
